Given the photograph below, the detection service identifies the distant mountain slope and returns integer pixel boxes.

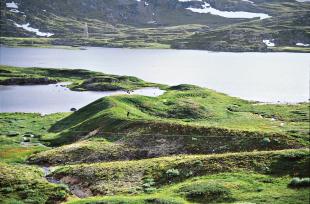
[1,0,309,51]
[0,0,260,36]
[172,11,310,51]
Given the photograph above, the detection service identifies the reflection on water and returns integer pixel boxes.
[0,83,164,114]
[0,46,309,102]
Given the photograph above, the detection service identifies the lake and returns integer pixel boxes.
[0,46,309,103]
[0,83,164,114]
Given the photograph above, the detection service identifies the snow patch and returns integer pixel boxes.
[6,1,18,9]
[134,0,149,6]
[241,0,254,4]
[6,2,25,14]
[186,2,270,19]
[9,9,20,13]
[178,0,202,2]
[296,42,310,47]
[263,39,275,47]
[14,22,54,37]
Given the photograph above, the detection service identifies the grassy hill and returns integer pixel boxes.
[34,82,308,145]
[22,82,308,164]
[0,66,309,203]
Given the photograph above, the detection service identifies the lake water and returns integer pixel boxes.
[0,46,309,103]
[0,83,164,114]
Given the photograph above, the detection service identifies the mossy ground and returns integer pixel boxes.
[66,172,310,204]
[0,162,70,203]
[0,113,68,163]
[1,148,309,203]
[51,149,309,196]
[27,139,142,165]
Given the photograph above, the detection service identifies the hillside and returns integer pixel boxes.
[1,0,309,51]
[172,10,310,52]
[0,66,309,203]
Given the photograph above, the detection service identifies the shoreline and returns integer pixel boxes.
[1,38,310,53]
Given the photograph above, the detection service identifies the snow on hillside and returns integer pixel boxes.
[185,1,270,19]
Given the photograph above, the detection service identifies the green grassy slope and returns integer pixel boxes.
[1,66,308,165]
[0,66,309,203]
[27,85,309,164]
[36,83,308,148]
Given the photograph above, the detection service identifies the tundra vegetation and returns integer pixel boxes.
[0,66,309,203]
